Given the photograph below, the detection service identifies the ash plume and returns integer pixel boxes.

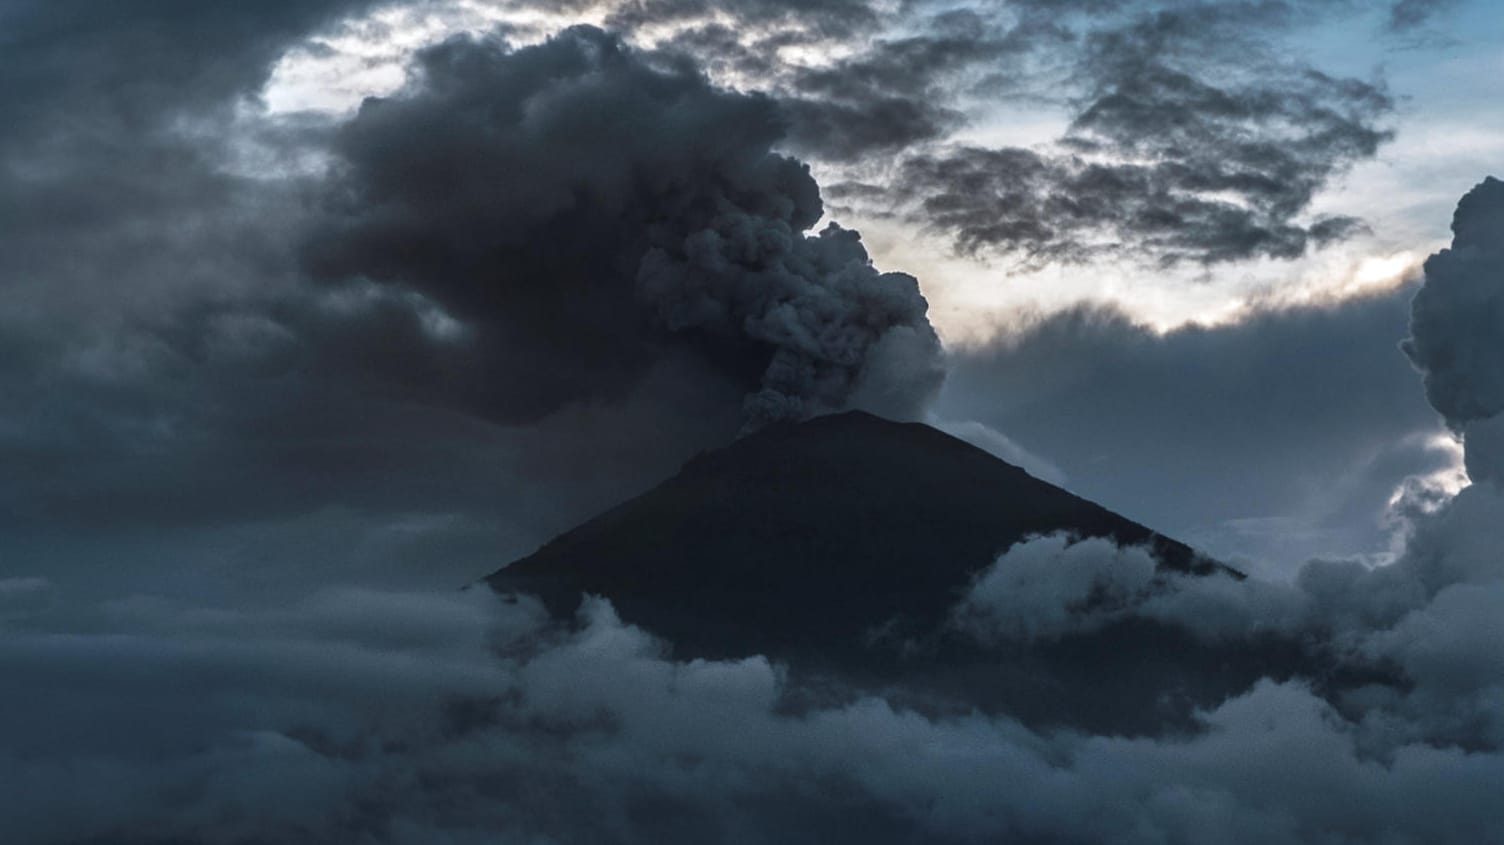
[305,26,944,429]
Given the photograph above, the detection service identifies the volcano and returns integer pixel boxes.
[488,411,1338,733]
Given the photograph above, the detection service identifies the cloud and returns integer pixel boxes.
[952,534,1159,641]
[937,198,1504,749]
[1403,176,1504,480]
[1388,0,1462,31]
[575,0,1405,267]
[1142,482,1504,751]
[940,283,1449,571]
[305,26,944,428]
[1337,220,1504,745]
[770,8,1043,161]
[864,4,1393,266]
[0,0,385,328]
[947,463,1504,749]
[0,0,371,137]
[635,4,1062,164]
[6,553,1504,845]
[603,0,881,39]
[0,0,567,597]
[0,17,948,597]
[0,302,749,596]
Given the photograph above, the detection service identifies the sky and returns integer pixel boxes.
[1,1,1503,842]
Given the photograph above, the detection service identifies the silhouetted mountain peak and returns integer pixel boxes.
[483,412,1379,734]
[490,410,1211,655]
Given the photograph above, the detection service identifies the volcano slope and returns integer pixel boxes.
[489,411,1365,734]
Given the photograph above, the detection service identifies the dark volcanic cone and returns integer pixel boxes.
[488,411,1364,733]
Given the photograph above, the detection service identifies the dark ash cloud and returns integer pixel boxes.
[771,8,1049,162]
[305,26,943,428]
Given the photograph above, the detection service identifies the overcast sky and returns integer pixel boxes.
[2,1,1503,842]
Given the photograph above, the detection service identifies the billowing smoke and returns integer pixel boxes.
[1404,176,1504,480]
[304,26,943,428]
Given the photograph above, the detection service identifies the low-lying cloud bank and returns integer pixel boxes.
[7,479,1504,845]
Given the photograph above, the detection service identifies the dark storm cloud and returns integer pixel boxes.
[1387,0,1461,30]
[770,9,1057,162]
[0,0,380,318]
[0,281,751,597]
[305,26,943,428]
[1404,177,1504,426]
[639,4,1071,163]
[0,0,372,136]
[1404,176,1504,482]
[940,282,1449,567]
[0,0,508,594]
[0,0,538,595]
[866,4,1393,266]
[775,93,960,163]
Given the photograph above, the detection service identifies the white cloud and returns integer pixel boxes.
[952,534,1158,642]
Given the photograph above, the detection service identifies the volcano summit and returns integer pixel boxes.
[488,412,1345,733]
